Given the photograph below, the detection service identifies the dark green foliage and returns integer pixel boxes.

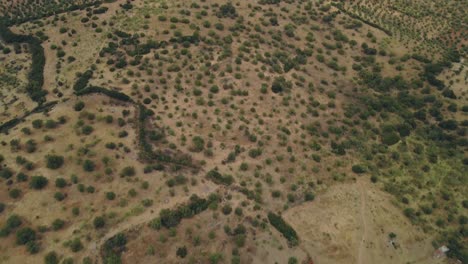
[54,192,66,201]
[1,214,23,237]
[304,192,315,201]
[74,101,85,111]
[259,0,281,4]
[217,3,237,18]
[83,160,96,172]
[446,232,468,263]
[332,4,392,36]
[103,233,127,263]
[191,136,205,152]
[351,164,366,174]
[6,214,22,229]
[268,212,299,246]
[359,71,408,92]
[1,1,99,26]
[29,176,48,189]
[120,166,135,177]
[51,219,65,231]
[46,155,64,169]
[26,241,40,254]
[0,168,14,179]
[106,192,116,200]
[176,246,188,258]
[0,118,21,134]
[381,131,400,146]
[81,125,94,135]
[45,119,57,129]
[159,195,217,228]
[271,77,292,93]
[55,178,67,188]
[9,189,21,199]
[222,204,232,215]
[67,238,83,252]
[248,148,262,158]
[94,216,106,229]
[439,120,458,130]
[16,227,36,245]
[0,23,46,103]
[75,86,133,102]
[73,70,93,91]
[206,169,234,185]
[44,251,59,264]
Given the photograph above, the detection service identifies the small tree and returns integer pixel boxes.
[69,238,83,252]
[46,155,64,169]
[52,219,65,230]
[190,136,205,152]
[271,77,291,93]
[217,3,237,18]
[94,216,105,229]
[55,178,67,188]
[83,160,95,172]
[29,176,48,189]
[176,246,187,258]
[120,166,135,177]
[74,101,85,111]
[44,251,59,264]
[16,227,36,245]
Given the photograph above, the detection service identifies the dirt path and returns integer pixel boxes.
[88,186,218,260]
[357,180,368,264]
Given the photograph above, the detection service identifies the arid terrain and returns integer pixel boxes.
[0,0,466,263]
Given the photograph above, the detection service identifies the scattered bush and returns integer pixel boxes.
[46,155,64,169]
[93,216,105,229]
[16,227,36,245]
[29,176,48,189]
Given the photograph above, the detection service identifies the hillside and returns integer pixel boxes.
[0,0,466,263]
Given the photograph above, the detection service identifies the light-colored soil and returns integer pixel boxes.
[284,178,445,264]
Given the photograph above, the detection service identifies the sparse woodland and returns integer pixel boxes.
[0,0,466,263]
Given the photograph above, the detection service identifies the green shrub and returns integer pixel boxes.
[191,136,205,152]
[271,76,291,93]
[16,227,36,245]
[74,101,85,111]
[44,251,59,264]
[120,166,136,177]
[46,155,64,169]
[29,176,48,189]
[93,216,105,229]
[83,160,95,172]
[68,238,83,252]
[9,189,21,199]
[176,246,188,258]
[51,219,65,231]
[268,212,298,246]
[55,178,67,188]
[351,164,366,174]
[222,205,232,215]
[106,192,116,200]
[304,192,315,201]
[81,125,94,135]
[381,131,400,146]
[217,3,237,18]
[54,192,65,201]
[0,168,14,179]
[206,169,234,185]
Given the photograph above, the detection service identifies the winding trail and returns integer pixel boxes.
[88,185,218,260]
